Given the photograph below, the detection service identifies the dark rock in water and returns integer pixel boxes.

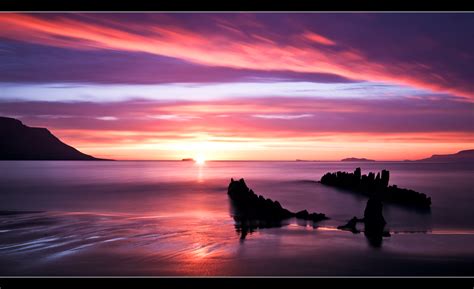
[337,216,363,233]
[228,178,294,220]
[295,209,309,219]
[338,198,391,247]
[228,178,328,239]
[309,212,327,222]
[364,198,386,226]
[354,167,361,180]
[363,198,390,247]
[295,209,328,222]
[381,169,390,188]
[320,168,431,209]
[364,198,385,230]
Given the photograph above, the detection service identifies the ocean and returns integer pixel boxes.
[0,161,473,275]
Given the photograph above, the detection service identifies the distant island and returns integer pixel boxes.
[0,116,108,160]
[340,150,474,163]
[341,157,375,162]
[413,149,474,163]
[181,158,194,161]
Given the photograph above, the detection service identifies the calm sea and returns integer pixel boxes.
[0,161,473,275]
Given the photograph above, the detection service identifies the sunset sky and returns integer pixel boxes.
[0,13,473,160]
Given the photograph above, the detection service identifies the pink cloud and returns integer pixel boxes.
[3,96,471,160]
[302,31,336,46]
[0,13,472,100]
[2,96,472,136]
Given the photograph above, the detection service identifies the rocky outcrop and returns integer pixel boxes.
[228,178,294,220]
[294,209,328,222]
[228,178,328,239]
[320,168,431,209]
[338,197,390,247]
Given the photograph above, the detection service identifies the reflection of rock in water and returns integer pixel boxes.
[228,178,328,240]
[338,197,391,247]
[232,215,286,240]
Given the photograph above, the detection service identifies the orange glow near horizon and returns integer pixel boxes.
[53,129,474,161]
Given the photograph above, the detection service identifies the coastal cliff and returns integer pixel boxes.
[0,116,107,160]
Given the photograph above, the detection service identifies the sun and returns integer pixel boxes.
[195,154,206,165]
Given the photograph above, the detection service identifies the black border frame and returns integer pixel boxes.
[1,0,474,12]
[1,276,473,288]
[0,1,473,287]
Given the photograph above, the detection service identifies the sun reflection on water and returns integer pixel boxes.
[196,163,205,183]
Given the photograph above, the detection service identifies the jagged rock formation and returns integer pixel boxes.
[294,209,328,222]
[228,178,328,239]
[0,116,107,160]
[320,168,431,209]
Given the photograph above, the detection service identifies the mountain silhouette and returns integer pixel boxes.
[0,116,107,160]
[415,149,474,163]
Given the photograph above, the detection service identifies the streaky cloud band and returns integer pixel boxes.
[0,81,435,103]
